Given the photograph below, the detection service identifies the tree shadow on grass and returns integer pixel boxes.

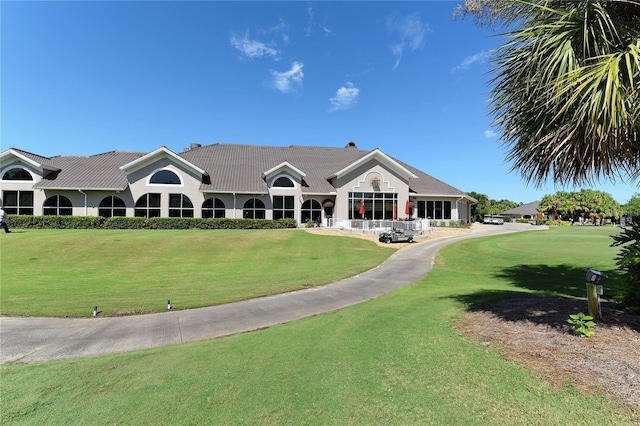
[450,264,640,332]
[493,264,620,299]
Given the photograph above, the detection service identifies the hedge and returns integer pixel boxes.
[6,216,298,230]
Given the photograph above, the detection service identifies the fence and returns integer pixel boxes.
[326,218,430,234]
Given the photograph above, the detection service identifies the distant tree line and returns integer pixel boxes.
[468,189,625,224]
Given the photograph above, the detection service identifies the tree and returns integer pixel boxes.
[539,189,621,222]
[623,193,640,215]
[467,191,518,222]
[457,0,640,187]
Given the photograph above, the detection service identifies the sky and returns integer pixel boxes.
[2,0,637,204]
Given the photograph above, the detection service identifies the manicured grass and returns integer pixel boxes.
[2,226,637,424]
[0,229,393,317]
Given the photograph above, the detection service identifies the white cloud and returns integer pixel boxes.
[329,82,360,112]
[230,32,280,60]
[452,50,491,73]
[387,13,430,69]
[305,3,332,38]
[484,129,498,138]
[270,62,304,93]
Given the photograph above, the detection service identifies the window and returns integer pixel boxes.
[273,176,294,188]
[2,168,32,181]
[169,194,194,217]
[423,200,452,220]
[44,195,72,216]
[202,198,225,218]
[348,192,397,220]
[273,195,295,220]
[301,199,322,223]
[135,193,161,218]
[243,198,265,219]
[2,191,34,215]
[150,170,181,185]
[99,196,126,217]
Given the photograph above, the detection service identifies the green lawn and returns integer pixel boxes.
[2,226,637,424]
[0,229,393,317]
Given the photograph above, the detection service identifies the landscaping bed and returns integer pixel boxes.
[455,296,640,410]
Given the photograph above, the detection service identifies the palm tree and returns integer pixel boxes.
[470,0,640,186]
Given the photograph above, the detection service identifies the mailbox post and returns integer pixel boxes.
[586,269,607,319]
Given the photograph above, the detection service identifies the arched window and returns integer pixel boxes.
[44,195,72,216]
[169,194,194,217]
[202,198,225,218]
[243,198,266,219]
[135,193,161,218]
[149,170,181,185]
[273,176,294,188]
[99,196,126,217]
[2,168,33,181]
[301,199,322,223]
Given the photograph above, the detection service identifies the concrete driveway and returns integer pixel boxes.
[0,223,542,363]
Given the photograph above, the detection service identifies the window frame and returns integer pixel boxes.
[168,193,194,218]
[243,198,266,219]
[2,190,34,215]
[147,168,183,186]
[43,195,73,216]
[273,195,295,220]
[2,167,34,181]
[99,196,127,217]
[202,197,226,218]
[135,193,161,218]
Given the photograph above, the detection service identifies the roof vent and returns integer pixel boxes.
[345,141,357,148]
[190,143,202,150]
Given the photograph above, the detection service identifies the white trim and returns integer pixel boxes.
[120,146,207,176]
[329,149,418,180]
[0,149,46,170]
[262,161,306,180]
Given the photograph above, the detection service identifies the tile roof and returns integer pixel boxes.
[501,201,540,216]
[19,143,468,197]
[34,151,146,190]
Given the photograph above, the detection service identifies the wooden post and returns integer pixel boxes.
[586,283,601,319]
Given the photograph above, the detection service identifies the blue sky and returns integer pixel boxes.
[2,1,637,204]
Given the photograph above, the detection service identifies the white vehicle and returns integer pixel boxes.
[483,215,504,225]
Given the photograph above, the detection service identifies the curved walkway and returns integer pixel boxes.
[0,224,543,363]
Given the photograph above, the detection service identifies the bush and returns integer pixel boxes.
[546,220,571,226]
[8,216,298,231]
[7,215,102,229]
[611,217,640,312]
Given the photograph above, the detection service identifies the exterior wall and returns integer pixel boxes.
[0,163,47,215]
[127,158,206,217]
[1,150,474,225]
[333,161,411,221]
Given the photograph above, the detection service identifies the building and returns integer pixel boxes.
[500,201,541,220]
[0,142,476,226]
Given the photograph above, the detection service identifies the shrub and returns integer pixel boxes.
[611,217,640,312]
[546,220,571,226]
[7,215,101,229]
[8,216,298,231]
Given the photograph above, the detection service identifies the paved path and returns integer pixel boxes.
[0,224,542,363]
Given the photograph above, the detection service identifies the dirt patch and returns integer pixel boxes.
[454,296,640,411]
[304,226,471,248]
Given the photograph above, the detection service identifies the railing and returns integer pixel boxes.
[326,218,430,234]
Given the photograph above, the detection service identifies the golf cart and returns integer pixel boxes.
[378,229,415,244]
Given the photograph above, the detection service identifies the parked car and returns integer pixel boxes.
[483,215,504,225]
[378,229,415,243]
